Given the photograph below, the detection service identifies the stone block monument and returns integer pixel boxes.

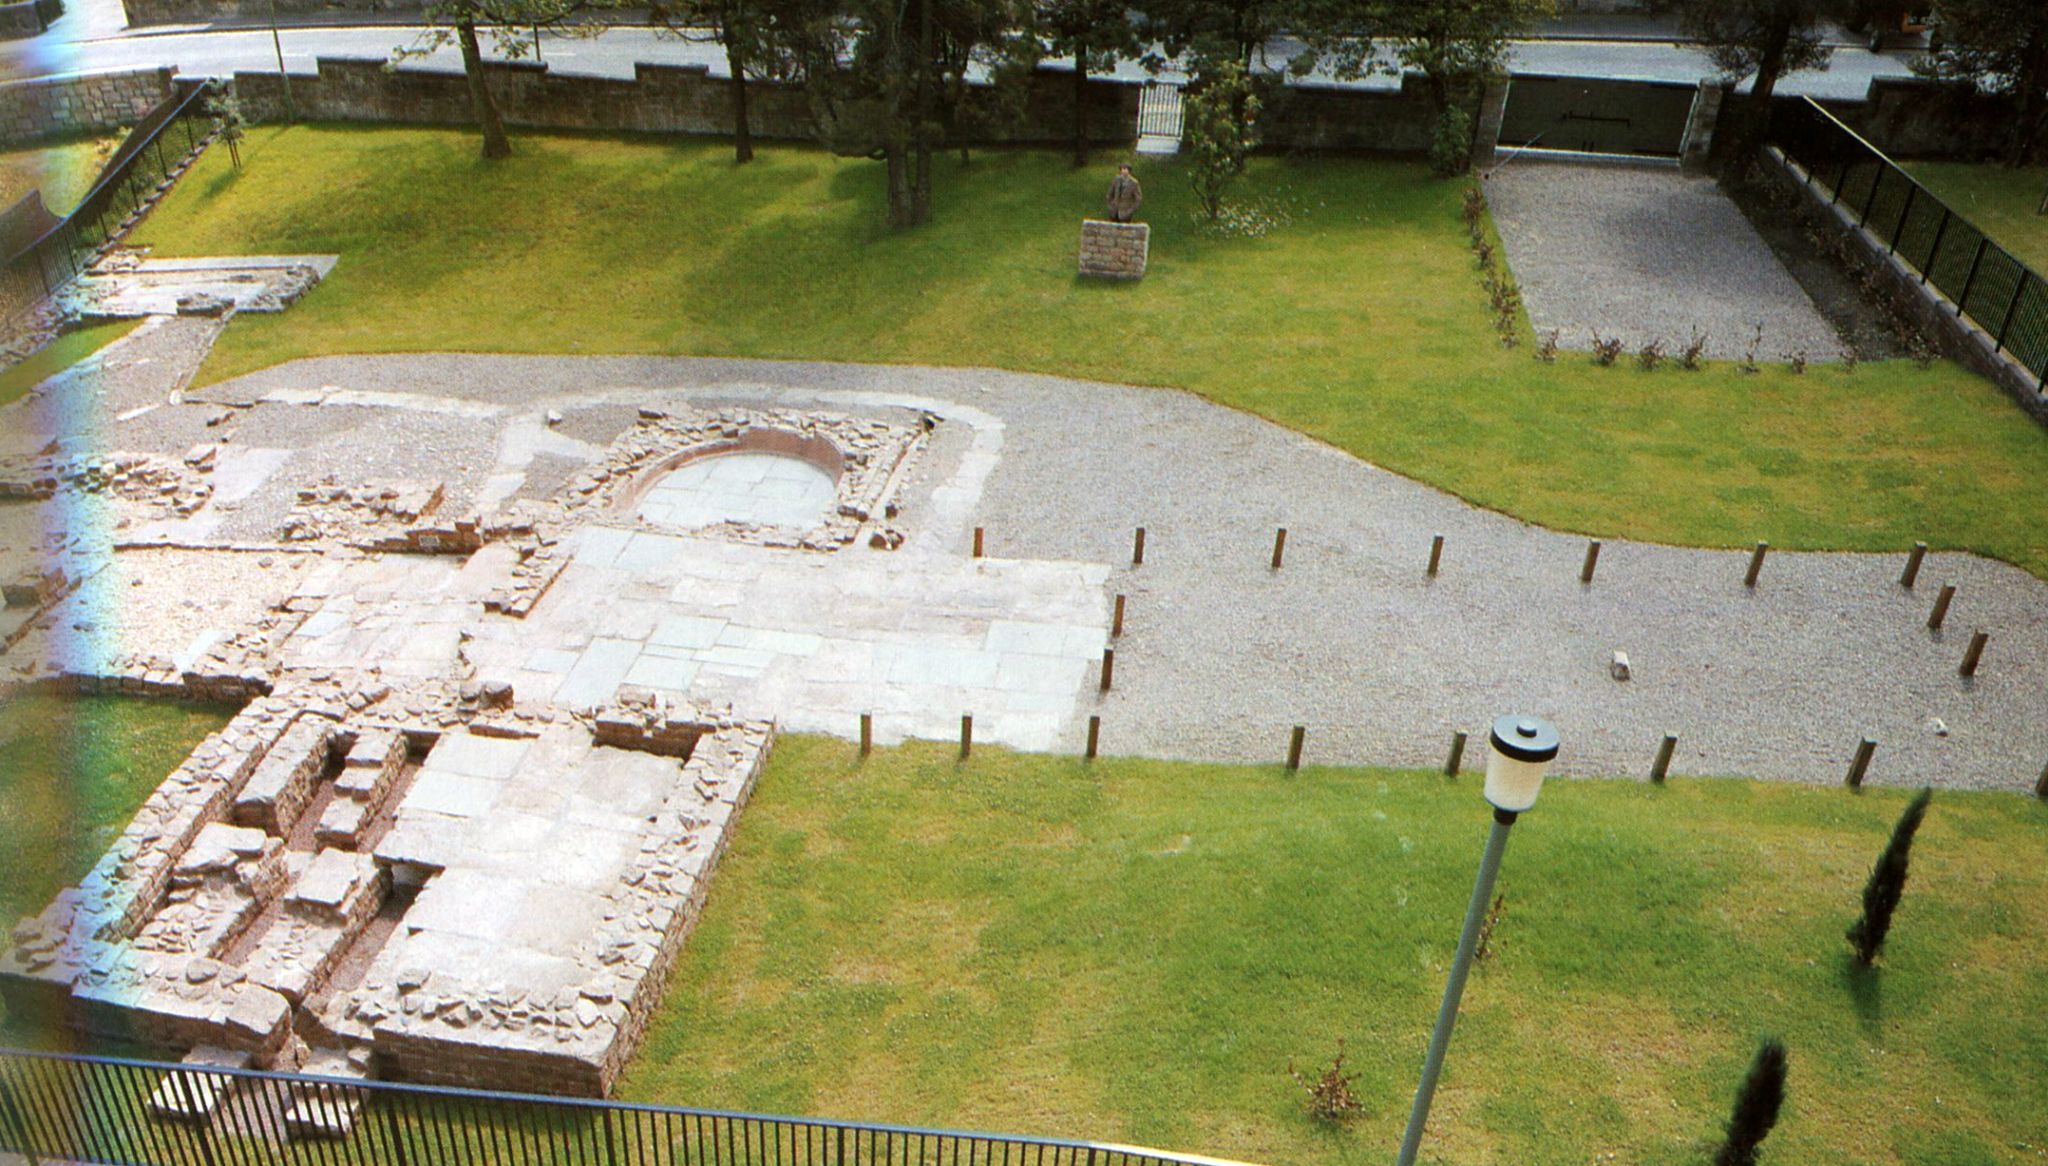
[1078,220,1149,280]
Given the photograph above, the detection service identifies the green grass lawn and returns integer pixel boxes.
[0,693,231,930]
[129,126,2048,578]
[0,319,140,408]
[0,135,120,216]
[628,735,2048,1166]
[1907,162,2048,273]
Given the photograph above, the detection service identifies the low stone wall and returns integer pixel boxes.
[1763,147,2048,424]
[0,0,60,40]
[1263,74,1444,154]
[231,57,1141,148]
[0,68,179,147]
[124,0,414,27]
[1818,78,2035,164]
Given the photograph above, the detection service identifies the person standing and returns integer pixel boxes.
[1105,163,1143,223]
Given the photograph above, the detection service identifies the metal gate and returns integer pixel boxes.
[1137,83,1184,141]
[1496,76,1698,158]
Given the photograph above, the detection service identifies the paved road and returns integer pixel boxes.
[2,0,1918,103]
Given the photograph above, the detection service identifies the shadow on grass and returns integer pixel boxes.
[1840,951,1883,1038]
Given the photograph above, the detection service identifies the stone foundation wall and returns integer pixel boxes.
[1077,219,1147,279]
[0,68,179,147]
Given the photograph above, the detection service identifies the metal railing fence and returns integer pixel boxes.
[0,82,217,321]
[1770,96,2048,391]
[0,1047,1251,1166]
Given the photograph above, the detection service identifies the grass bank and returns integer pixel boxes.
[1907,162,2048,272]
[628,736,2048,1166]
[0,319,141,408]
[0,135,120,217]
[131,126,2048,577]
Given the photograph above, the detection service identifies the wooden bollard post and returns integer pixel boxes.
[1132,527,1146,566]
[972,527,984,558]
[1900,542,1927,589]
[1846,738,1875,789]
[1444,730,1467,776]
[1580,539,1602,584]
[1100,648,1115,692]
[1112,594,1125,638]
[1650,733,1677,783]
[960,714,973,760]
[1928,584,1956,631]
[1271,528,1288,570]
[1744,541,1769,588]
[859,712,872,757]
[1960,631,1989,677]
[1085,715,1100,761]
[1427,534,1444,577]
[1285,725,1306,771]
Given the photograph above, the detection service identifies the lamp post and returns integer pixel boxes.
[1395,714,1560,1166]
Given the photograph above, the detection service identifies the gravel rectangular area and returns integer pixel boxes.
[1485,158,1845,362]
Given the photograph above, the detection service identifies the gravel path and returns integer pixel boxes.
[1485,159,1845,362]
[177,354,2048,794]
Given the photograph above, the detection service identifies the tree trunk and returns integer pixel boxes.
[911,0,932,224]
[2005,43,2046,169]
[726,34,754,164]
[1728,11,1795,170]
[1072,45,1089,168]
[457,19,512,159]
[884,140,915,228]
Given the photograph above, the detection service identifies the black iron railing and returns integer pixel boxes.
[0,81,217,321]
[0,1047,1251,1166]
[1770,96,2048,392]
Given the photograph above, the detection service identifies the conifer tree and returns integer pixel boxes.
[1846,786,1933,966]
[1714,1038,1788,1166]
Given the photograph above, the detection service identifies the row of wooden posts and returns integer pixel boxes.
[950,528,2032,792]
[855,711,2048,798]
[968,528,1999,677]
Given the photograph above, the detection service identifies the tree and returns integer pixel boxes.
[206,85,247,170]
[399,0,624,159]
[1385,0,1552,118]
[804,0,1035,227]
[1036,0,1141,166]
[1183,55,1261,221]
[649,0,814,163]
[1665,0,1847,168]
[1846,786,1933,966]
[1916,0,2048,168]
[1714,1038,1788,1166]
[1142,0,1297,72]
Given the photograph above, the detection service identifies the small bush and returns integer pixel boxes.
[1841,346,1860,374]
[1739,323,1762,375]
[1785,350,1807,374]
[1462,185,1486,226]
[1288,1041,1363,1122]
[1590,332,1624,367]
[1714,1038,1788,1166]
[1536,328,1560,362]
[1637,338,1665,372]
[1847,787,1933,966]
[1429,106,1474,178]
[1681,329,1708,371]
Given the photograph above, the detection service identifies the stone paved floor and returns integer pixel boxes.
[634,451,839,532]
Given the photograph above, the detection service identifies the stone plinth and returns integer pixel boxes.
[1078,220,1149,280]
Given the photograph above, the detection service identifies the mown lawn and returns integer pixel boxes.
[0,319,140,408]
[627,735,2048,1166]
[0,694,231,931]
[129,126,2048,578]
[1908,162,2048,273]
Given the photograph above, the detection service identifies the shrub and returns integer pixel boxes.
[1681,329,1708,371]
[1714,1038,1788,1166]
[1636,338,1665,372]
[1590,332,1624,367]
[1183,59,1262,223]
[1288,1041,1363,1122]
[1847,787,1933,966]
[1536,328,1560,362]
[1429,106,1474,178]
[1785,350,1807,374]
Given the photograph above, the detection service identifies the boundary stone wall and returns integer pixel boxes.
[0,68,179,147]
[230,57,1143,148]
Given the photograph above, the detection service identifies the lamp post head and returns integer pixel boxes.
[1483,715,1559,814]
